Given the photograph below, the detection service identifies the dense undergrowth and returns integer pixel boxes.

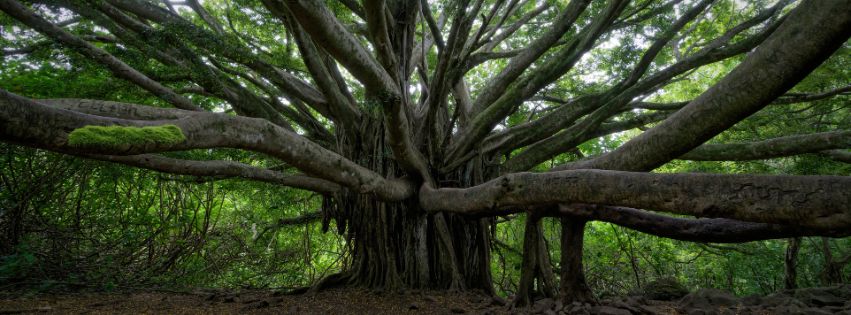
[2,144,848,297]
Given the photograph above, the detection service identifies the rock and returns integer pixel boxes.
[610,301,642,314]
[607,296,648,314]
[739,294,762,306]
[490,296,507,306]
[423,295,437,302]
[793,287,847,307]
[533,298,555,312]
[567,307,590,315]
[591,305,632,315]
[643,277,689,301]
[801,308,834,315]
[408,303,419,310]
[240,300,269,310]
[840,284,851,298]
[761,293,807,308]
[567,302,588,314]
[637,304,663,315]
[679,288,738,309]
[553,300,563,312]
[771,304,808,315]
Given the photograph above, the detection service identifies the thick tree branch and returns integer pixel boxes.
[420,0,445,50]
[0,90,414,201]
[680,130,851,161]
[554,205,851,243]
[37,99,196,120]
[500,12,788,172]
[267,0,430,181]
[274,0,396,94]
[561,0,851,172]
[285,20,362,129]
[420,169,851,229]
[185,0,224,35]
[86,154,341,194]
[819,150,851,163]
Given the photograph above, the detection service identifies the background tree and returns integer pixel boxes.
[1,0,849,305]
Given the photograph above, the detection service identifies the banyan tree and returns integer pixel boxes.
[1,0,849,305]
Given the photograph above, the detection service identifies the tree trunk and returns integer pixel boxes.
[559,216,595,303]
[322,119,495,292]
[514,215,557,306]
[819,238,845,286]
[785,237,801,290]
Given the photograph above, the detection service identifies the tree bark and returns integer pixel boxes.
[559,215,595,303]
[785,237,801,290]
[553,205,851,242]
[513,214,557,306]
[325,121,495,292]
[422,170,851,230]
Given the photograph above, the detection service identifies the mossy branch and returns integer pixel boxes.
[68,125,186,148]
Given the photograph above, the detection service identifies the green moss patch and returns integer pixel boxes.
[68,125,186,148]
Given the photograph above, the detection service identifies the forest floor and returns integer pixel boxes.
[0,284,849,314]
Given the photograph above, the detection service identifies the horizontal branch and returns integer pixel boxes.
[86,154,341,194]
[273,211,322,226]
[554,204,851,243]
[38,99,196,120]
[0,90,414,201]
[773,84,851,104]
[820,149,851,163]
[420,169,851,229]
[254,210,322,241]
[680,130,851,161]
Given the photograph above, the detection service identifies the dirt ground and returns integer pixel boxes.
[9,285,849,315]
[0,287,684,315]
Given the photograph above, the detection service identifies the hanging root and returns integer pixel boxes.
[434,213,466,292]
